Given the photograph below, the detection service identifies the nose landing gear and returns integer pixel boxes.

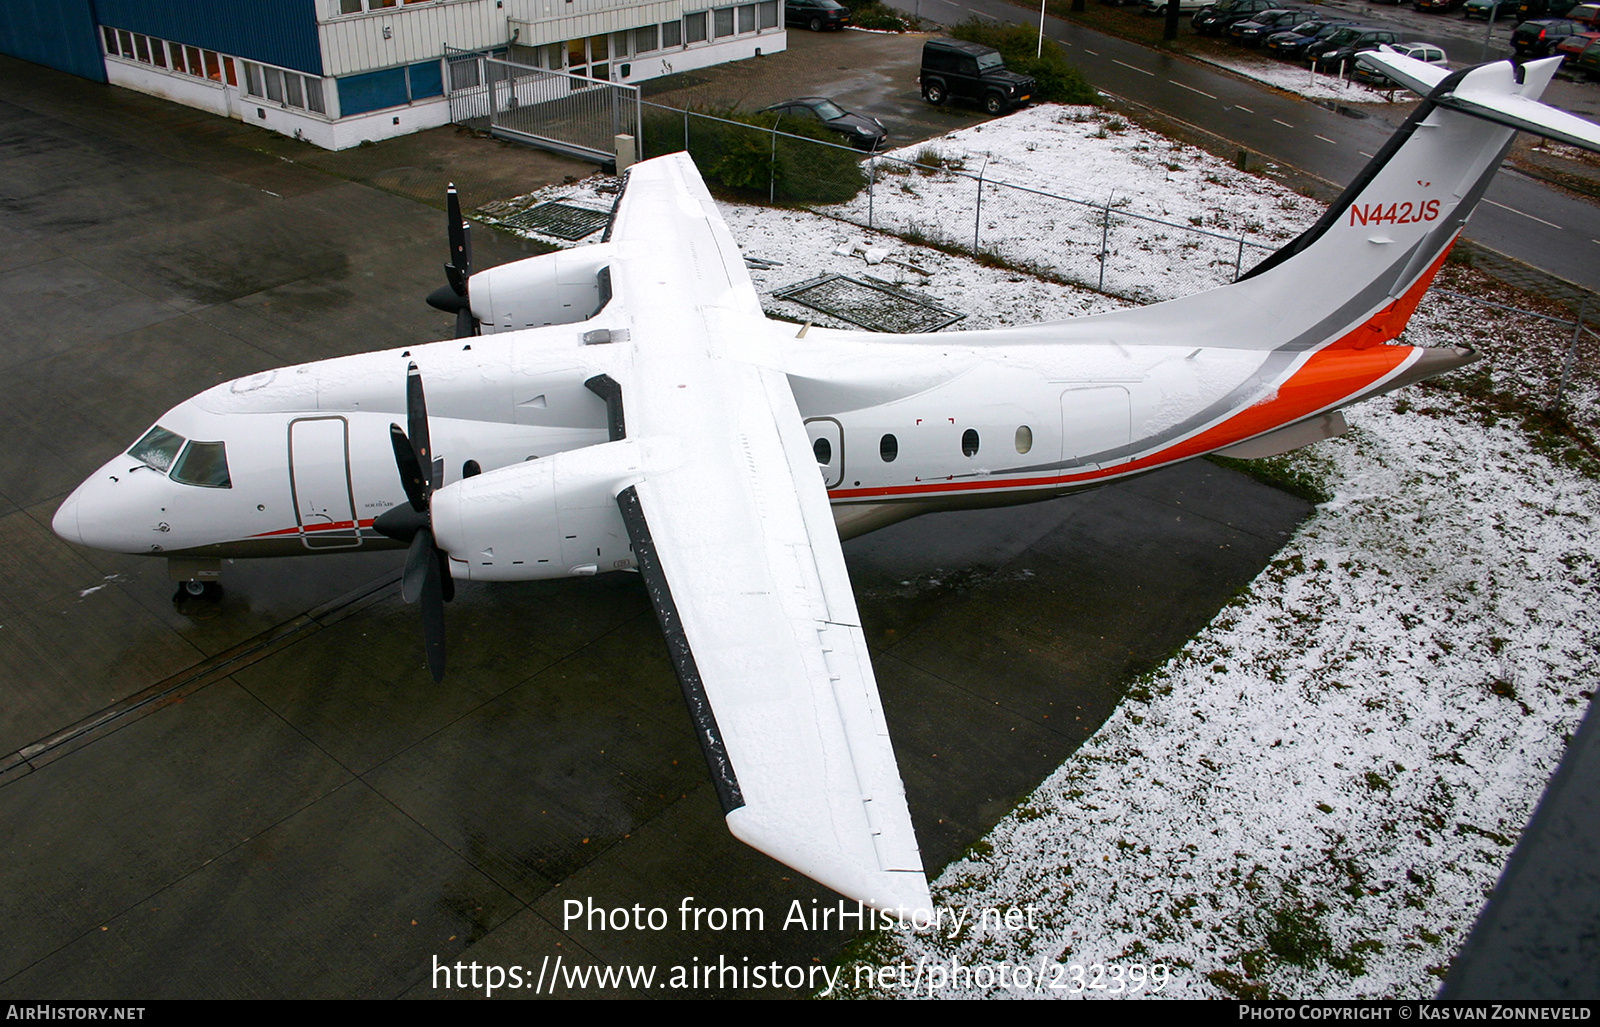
[173,579,224,603]
[168,557,223,604]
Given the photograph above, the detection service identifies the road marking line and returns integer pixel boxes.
[1171,80,1218,99]
[1113,59,1156,76]
[1084,48,1101,55]
[1234,104,1256,113]
[1359,150,1375,158]
[1314,134,1337,144]
[1484,198,1562,230]
[963,5,999,17]
[1272,118,1295,128]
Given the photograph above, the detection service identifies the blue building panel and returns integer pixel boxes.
[0,0,107,82]
[338,67,409,116]
[95,0,322,76]
[407,61,443,100]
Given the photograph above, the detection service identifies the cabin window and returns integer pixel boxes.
[879,434,898,462]
[129,426,186,472]
[962,428,980,457]
[1015,425,1033,454]
[171,441,232,488]
[812,437,832,465]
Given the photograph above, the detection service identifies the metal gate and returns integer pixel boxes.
[447,55,640,165]
[445,47,493,126]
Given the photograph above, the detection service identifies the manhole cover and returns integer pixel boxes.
[772,275,964,333]
[499,201,613,240]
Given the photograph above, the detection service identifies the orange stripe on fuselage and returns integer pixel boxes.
[830,238,1455,502]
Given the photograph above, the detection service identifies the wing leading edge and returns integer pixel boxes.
[604,155,931,914]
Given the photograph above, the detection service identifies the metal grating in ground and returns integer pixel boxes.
[497,201,613,240]
[771,274,964,333]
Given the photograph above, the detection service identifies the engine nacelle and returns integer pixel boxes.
[431,439,640,581]
[469,244,616,334]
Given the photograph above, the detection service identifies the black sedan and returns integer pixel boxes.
[785,0,851,30]
[761,97,889,151]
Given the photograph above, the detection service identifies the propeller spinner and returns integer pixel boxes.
[425,184,478,340]
[373,363,455,682]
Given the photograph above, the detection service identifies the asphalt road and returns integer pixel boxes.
[884,0,1600,292]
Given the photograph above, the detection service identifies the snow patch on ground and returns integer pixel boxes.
[488,109,1598,998]
[1193,50,1409,104]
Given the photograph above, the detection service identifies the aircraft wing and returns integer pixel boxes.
[604,155,931,914]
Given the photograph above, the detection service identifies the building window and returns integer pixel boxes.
[685,12,708,43]
[738,4,756,32]
[633,25,658,53]
[759,0,779,27]
[104,28,236,87]
[662,20,683,47]
[714,7,735,36]
[244,61,328,114]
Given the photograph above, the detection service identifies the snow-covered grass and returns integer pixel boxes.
[483,108,1599,999]
[1191,50,1408,105]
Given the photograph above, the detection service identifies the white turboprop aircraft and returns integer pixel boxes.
[51,53,1600,917]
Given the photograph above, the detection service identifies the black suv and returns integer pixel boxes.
[1192,0,1279,36]
[920,38,1036,115]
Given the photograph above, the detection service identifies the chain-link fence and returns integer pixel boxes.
[637,103,1276,302]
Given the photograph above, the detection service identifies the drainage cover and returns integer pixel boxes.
[499,201,612,240]
[772,274,964,333]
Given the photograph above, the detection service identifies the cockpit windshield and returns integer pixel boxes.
[171,441,232,488]
[128,425,186,472]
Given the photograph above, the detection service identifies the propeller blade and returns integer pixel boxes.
[406,363,432,502]
[388,423,427,513]
[446,184,469,288]
[436,546,455,603]
[455,305,476,340]
[402,529,434,604]
[420,549,447,683]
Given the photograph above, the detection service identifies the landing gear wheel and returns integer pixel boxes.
[984,92,1005,115]
[924,82,947,105]
[173,580,223,603]
[809,15,823,30]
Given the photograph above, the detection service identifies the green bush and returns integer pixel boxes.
[837,0,917,30]
[949,19,1099,105]
[640,106,865,204]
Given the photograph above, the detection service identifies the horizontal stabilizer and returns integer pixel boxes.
[1358,53,1600,154]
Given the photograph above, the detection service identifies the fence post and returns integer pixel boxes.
[1552,304,1585,411]
[868,155,876,230]
[1234,234,1247,281]
[683,108,689,152]
[973,157,989,254]
[1098,191,1115,294]
[769,116,782,206]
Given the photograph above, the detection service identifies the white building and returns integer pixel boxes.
[63,0,785,150]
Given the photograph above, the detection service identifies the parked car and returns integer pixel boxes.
[1140,0,1211,14]
[1512,18,1585,55]
[1265,19,1353,57]
[919,37,1036,115]
[1412,0,1464,12]
[1575,34,1600,74]
[785,0,850,31]
[1308,25,1401,67]
[1555,28,1600,61]
[1518,0,1580,18]
[1570,3,1600,26]
[761,97,888,150]
[1392,41,1449,62]
[1352,41,1447,82]
[1463,0,1517,20]
[1192,0,1280,36]
[1230,8,1313,45]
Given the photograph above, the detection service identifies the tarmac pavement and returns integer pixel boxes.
[0,52,1310,998]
